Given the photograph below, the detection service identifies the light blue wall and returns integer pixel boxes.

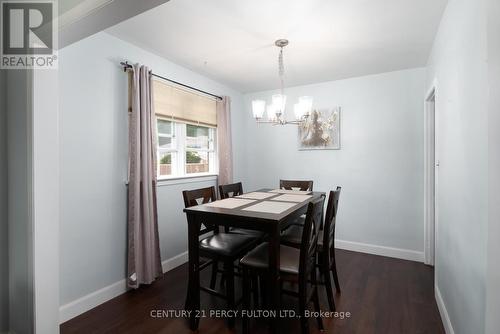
[241,68,426,253]
[0,70,8,332]
[426,0,488,333]
[58,32,245,306]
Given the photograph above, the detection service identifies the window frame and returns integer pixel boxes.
[156,118,178,178]
[156,117,217,180]
[184,123,216,176]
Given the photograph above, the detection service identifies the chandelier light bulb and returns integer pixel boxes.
[267,104,277,121]
[299,96,313,116]
[294,103,305,120]
[252,100,266,119]
[272,94,286,116]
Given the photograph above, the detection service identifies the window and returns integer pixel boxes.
[156,119,216,179]
[185,124,216,174]
[157,119,177,177]
[153,79,218,179]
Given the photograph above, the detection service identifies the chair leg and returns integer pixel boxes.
[224,262,236,329]
[298,279,309,334]
[252,276,259,307]
[242,268,251,334]
[183,290,189,312]
[331,247,341,293]
[260,276,267,308]
[322,256,336,311]
[311,266,324,331]
[209,260,218,289]
[220,271,226,289]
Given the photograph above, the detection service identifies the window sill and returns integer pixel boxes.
[156,174,218,187]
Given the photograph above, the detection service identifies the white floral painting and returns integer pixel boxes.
[298,107,341,150]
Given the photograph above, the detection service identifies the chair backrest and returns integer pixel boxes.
[279,179,314,191]
[219,182,243,199]
[322,187,341,253]
[182,186,218,235]
[183,186,217,207]
[299,196,325,280]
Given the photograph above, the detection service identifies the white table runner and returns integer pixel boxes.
[242,201,296,214]
[204,198,255,209]
[236,192,276,200]
[270,194,312,202]
[269,189,312,195]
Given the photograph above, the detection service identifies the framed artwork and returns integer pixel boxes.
[298,107,341,150]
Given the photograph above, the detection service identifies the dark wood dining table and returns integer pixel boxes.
[183,188,325,333]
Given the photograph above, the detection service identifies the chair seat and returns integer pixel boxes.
[281,225,302,245]
[290,215,306,226]
[240,242,300,275]
[200,233,256,258]
[282,225,325,251]
[229,227,266,238]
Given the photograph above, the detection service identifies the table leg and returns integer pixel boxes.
[185,214,201,330]
[268,225,281,334]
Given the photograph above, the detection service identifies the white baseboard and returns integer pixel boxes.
[335,239,424,262]
[59,251,188,324]
[435,284,455,334]
[161,251,188,273]
[59,278,127,324]
[60,241,422,324]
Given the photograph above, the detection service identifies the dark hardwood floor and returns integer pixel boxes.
[61,250,444,334]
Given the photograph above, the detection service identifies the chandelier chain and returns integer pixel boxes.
[278,47,285,95]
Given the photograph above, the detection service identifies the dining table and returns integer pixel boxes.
[183,188,325,333]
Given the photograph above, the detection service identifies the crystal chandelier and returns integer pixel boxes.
[251,39,313,125]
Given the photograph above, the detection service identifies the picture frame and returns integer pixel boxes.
[298,107,341,150]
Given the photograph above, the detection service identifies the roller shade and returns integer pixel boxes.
[153,79,217,127]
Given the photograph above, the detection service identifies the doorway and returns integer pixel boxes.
[424,85,437,266]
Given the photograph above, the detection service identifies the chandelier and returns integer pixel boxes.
[251,39,313,125]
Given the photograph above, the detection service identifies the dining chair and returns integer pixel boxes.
[240,197,325,334]
[280,179,314,226]
[281,187,342,311]
[219,182,266,239]
[219,182,244,198]
[279,179,314,191]
[182,186,257,328]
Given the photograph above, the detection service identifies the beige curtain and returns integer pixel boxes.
[216,96,233,185]
[127,64,163,289]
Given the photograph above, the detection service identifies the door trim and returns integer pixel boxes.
[424,80,438,266]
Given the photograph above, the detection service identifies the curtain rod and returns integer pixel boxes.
[120,61,223,100]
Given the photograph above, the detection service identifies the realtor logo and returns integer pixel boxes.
[1,0,57,69]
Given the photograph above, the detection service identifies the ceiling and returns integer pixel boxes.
[107,0,448,93]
